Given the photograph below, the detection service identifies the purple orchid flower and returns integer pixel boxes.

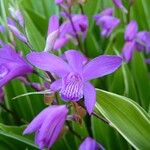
[23,105,68,149]
[112,0,127,13]
[94,8,120,37]
[54,14,88,50]
[122,20,138,62]
[135,31,150,53]
[44,14,88,50]
[27,50,122,114]
[0,45,33,88]
[79,137,105,150]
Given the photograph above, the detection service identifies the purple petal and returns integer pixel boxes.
[79,137,97,150]
[23,106,52,134]
[55,0,64,4]
[0,45,32,87]
[44,29,59,52]
[93,8,114,21]
[122,41,135,62]
[95,15,120,37]
[83,82,96,115]
[54,37,68,50]
[48,15,59,35]
[37,105,68,149]
[112,0,127,13]
[50,79,62,91]
[27,52,71,77]
[135,31,150,53]
[125,20,138,41]
[79,137,105,150]
[65,50,87,72]
[83,55,122,81]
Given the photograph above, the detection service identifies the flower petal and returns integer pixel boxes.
[48,15,59,35]
[53,37,68,50]
[23,106,51,134]
[122,41,135,62]
[125,20,138,41]
[83,55,122,81]
[50,79,62,91]
[65,50,87,72]
[83,82,96,115]
[27,52,71,77]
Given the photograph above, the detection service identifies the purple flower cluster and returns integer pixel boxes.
[44,14,88,51]
[122,20,150,62]
[94,8,120,37]
[0,1,135,150]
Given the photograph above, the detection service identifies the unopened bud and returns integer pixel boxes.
[44,29,59,52]
[8,24,27,43]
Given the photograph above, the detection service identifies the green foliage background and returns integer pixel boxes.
[0,0,150,149]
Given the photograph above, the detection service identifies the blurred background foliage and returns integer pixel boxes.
[0,0,150,149]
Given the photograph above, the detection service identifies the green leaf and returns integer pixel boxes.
[0,123,38,149]
[95,89,150,150]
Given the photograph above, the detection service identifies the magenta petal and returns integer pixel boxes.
[83,55,122,81]
[65,50,87,72]
[27,52,71,77]
[48,15,59,35]
[50,79,62,91]
[83,82,96,115]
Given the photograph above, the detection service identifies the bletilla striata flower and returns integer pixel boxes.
[112,0,127,13]
[27,50,122,114]
[54,14,88,50]
[23,105,68,149]
[79,137,105,150]
[0,45,33,88]
[122,20,138,62]
[135,31,150,53]
[44,14,88,50]
[94,8,120,37]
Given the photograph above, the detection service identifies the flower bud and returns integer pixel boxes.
[125,20,138,41]
[8,24,27,43]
